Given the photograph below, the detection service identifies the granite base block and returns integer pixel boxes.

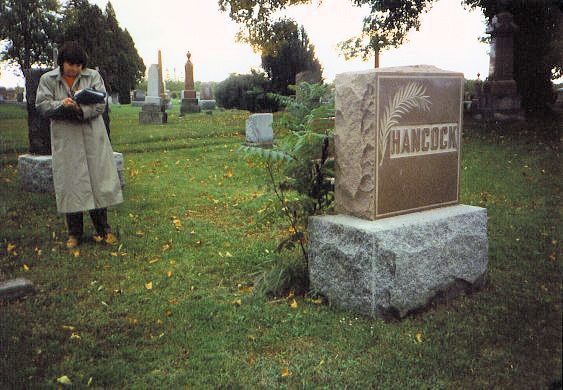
[180,98,201,115]
[308,205,488,319]
[198,99,216,110]
[18,152,125,193]
[139,110,167,124]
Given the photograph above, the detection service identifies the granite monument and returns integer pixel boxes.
[308,65,489,319]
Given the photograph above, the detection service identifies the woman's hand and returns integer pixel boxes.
[62,97,79,110]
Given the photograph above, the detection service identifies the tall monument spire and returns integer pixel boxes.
[157,49,165,99]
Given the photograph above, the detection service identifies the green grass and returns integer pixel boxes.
[1,103,561,388]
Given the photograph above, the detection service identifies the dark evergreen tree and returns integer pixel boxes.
[260,19,323,95]
[60,1,145,103]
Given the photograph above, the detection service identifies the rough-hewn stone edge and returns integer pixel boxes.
[0,278,35,301]
[18,152,126,192]
[308,205,488,320]
[376,273,488,321]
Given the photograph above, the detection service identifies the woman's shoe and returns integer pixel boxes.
[66,236,80,249]
[93,232,118,245]
[104,232,118,245]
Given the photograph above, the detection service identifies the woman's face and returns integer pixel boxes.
[62,62,83,77]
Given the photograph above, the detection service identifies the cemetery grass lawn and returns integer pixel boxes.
[1,104,561,388]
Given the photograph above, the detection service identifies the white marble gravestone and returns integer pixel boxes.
[144,64,162,106]
[245,113,273,146]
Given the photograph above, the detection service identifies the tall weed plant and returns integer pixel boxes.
[240,83,335,294]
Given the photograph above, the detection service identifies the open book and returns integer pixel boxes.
[73,88,106,104]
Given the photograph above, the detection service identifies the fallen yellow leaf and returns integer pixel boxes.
[149,257,160,264]
[57,375,72,385]
[415,333,423,343]
[70,332,81,340]
[135,230,145,237]
[71,249,80,257]
[7,243,16,253]
[22,264,30,271]
[238,284,253,294]
[167,271,173,278]
[232,299,242,306]
[289,299,298,309]
[110,252,118,257]
[281,367,290,377]
[145,282,153,290]
[92,235,104,243]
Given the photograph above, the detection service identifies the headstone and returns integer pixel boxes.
[139,63,167,124]
[295,70,322,85]
[18,152,125,193]
[26,68,52,155]
[158,50,172,109]
[335,65,462,220]
[198,100,216,110]
[110,92,119,104]
[158,50,165,100]
[131,90,145,107]
[308,65,488,319]
[180,52,200,115]
[144,64,162,106]
[200,82,213,100]
[245,113,273,146]
[476,8,524,121]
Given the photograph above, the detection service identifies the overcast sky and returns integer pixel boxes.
[0,0,492,88]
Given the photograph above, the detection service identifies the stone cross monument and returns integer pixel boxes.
[308,65,489,319]
[180,52,200,115]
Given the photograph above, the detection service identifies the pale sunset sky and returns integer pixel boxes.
[0,0,492,88]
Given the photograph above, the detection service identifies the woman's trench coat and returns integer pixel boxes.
[36,68,123,213]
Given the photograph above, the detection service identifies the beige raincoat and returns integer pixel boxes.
[36,68,123,213]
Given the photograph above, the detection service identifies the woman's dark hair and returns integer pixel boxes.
[57,41,88,70]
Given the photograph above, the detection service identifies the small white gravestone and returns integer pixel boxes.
[245,113,273,146]
[144,64,162,106]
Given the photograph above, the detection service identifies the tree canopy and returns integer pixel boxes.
[0,0,59,72]
[218,0,563,111]
[60,1,145,102]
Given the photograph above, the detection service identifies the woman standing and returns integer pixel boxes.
[36,41,122,248]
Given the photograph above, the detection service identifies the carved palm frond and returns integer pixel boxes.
[378,82,431,166]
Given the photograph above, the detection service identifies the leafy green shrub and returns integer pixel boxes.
[215,70,279,112]
[240,82,335,295]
